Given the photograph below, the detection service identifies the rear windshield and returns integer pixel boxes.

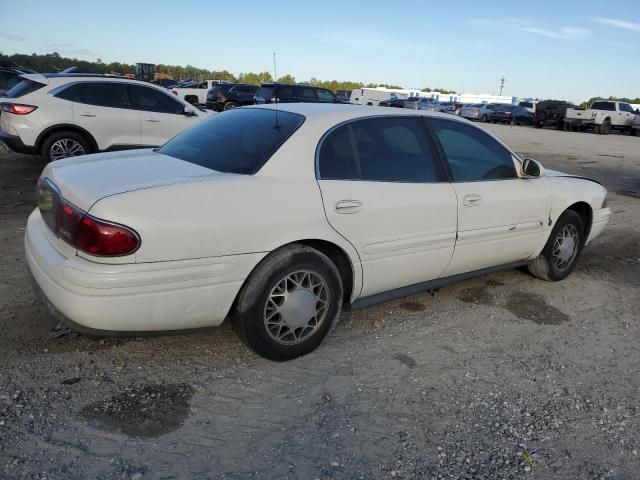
[5,79,45,98]
[158,108,305,174]
[591,101,615,111]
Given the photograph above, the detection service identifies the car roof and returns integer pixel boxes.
[250,102,461,121]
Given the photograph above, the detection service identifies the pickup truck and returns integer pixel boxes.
[564,100,638,135]
[171,80,231,106]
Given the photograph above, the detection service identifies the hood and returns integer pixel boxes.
[544,168,602,185]
[42,148,228,212]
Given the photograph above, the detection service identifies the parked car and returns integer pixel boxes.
[564,100,637,135]
[519,100,537,114]
[171,79,231,106]
[478,103,505,122]
[632,114,640,136]
[379,97,406,108]
[459,103,484,120]
[535,100,576,130]
[254,83,338,104]
[446,102,464,115]
[206,83,259,111]
[0,73,209,162]
[25,104,610,360]
[349,88,399,106]
[489,104,535,125]
[404,97,438,111]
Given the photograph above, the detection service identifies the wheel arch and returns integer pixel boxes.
[565,201,593,239]
[36,124,99,153]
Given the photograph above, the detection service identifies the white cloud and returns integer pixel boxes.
[595,18,640,32]
[0,31,26,42]
[467,18,591,40]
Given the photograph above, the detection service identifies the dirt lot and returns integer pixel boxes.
[1,124,639,480]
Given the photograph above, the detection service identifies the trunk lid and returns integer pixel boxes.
[41,148,226,212]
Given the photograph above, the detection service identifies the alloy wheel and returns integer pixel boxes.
[50,139,85,161]
[552,224,579,272]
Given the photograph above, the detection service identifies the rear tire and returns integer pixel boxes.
[224,101,239,111]
[232,245,343,361]
[482,114,488,122]
[600,119,611,135]
[528,210,585,282]
[40,130,92,163]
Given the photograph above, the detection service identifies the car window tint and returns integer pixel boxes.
[129,85,184,114]
[619,103,633,113]
[317,89,336,102]
[319,117,443,183]
[429,118,516,182]
[53,83,84,102]
[256,86,275,101]
[158,108,304,174]
[298,87,317,100]
[82,83,128,108]
[591,101,615,111]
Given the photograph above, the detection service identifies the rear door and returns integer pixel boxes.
[128,84,201,146]
[316,116,458,298]
[427,118,548,276]
[618,103,636,126]
[68,82,140,150]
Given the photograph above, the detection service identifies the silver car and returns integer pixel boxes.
[404,97,439,111]
[460,103,484,120]
[478,103,508,122]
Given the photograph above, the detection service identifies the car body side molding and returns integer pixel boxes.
[350,260,528,310]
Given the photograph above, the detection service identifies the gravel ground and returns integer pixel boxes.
[0,124,639,480]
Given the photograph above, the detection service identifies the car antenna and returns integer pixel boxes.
[273,51,280,130]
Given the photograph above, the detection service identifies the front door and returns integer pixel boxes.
[71,82,140,150]
[128,84,201,147]
[427,117,549,276]
[316,116,458,298]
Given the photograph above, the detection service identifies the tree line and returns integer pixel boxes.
[1,51,457,94]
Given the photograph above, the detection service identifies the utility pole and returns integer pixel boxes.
[499,76,505,96]
[273,52,277,82]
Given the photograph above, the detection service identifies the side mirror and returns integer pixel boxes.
[183,106,197,117]
[522,158,544,178]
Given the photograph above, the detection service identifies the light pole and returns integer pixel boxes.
[499,76,505,96]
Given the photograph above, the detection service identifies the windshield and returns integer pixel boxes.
[158,108,305,174]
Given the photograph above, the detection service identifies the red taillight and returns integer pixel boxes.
[1,103,38,115]
[74,215,139,256]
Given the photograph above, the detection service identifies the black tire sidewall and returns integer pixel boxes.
[541,211,585,281]
[235,248,343,361]
[224,101,239,110]
[41,131,91,163]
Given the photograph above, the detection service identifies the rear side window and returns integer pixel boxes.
[297,87,317,101]
[317,89,337,102]
[129,84,184,114]
[591,101,615,111]
[318,117,443,183]
[429,118,516,182]
[53,83,84,102]
[5,79,45,98]
[158,108,304,174]
[82,83,129,108]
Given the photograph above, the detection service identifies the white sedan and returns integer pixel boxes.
[25,104,611,360]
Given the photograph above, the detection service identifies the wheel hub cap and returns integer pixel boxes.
[263,270,329,345]
[552,224,579,272]
[50,139,85,161]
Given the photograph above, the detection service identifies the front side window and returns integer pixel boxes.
[318,117,443,183]
[158,108,304,174]
[297,87,317,101]
[619,103,634,113]
[129,85,184,114]
[428,118,517,182]
[81,82,128,108]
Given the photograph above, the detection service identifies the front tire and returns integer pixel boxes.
[528,210,585,281]
[232,245,343,361]
[41,130,92,163]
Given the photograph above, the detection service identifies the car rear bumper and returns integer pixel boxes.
[0,130,38,155]
[586,207,611,245]
[25,209,265,334]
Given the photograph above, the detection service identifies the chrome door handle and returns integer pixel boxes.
[145,119,160,123]
[79,113,96,117]
[335,200,363,214]
[463,194,482,207]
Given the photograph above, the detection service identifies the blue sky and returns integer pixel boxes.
[2,0,639,102]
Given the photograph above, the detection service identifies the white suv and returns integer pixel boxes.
[0,73,210,162]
